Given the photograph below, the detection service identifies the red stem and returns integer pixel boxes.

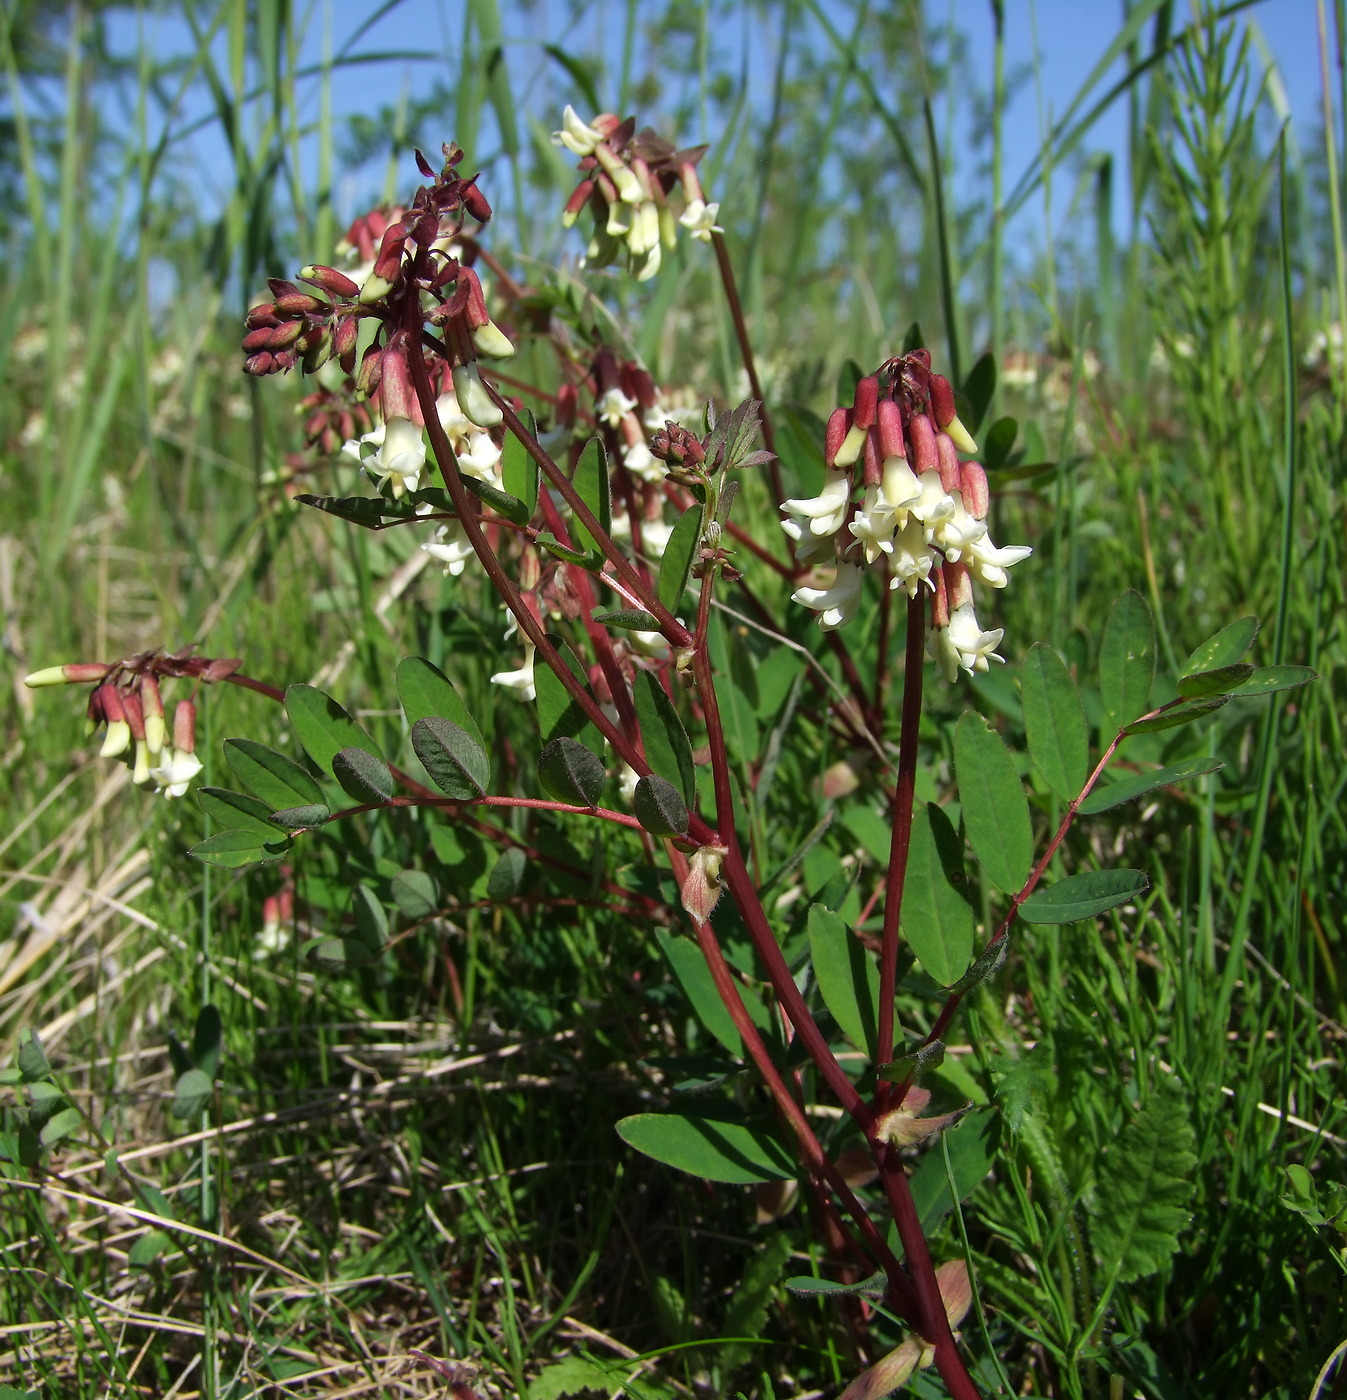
[876,595,926,1088]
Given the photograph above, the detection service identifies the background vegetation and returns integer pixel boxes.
[0,1,1342,1397]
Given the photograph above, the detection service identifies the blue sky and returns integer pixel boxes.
[118,0,1328,246]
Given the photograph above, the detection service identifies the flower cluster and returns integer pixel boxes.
[242,146,513,436]
[554,107,719,280]
[22,651,237,799]
[781,351,1030,678]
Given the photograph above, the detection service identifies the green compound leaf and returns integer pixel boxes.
[396,656,485,751]
[954,712,1033,896]
[17,1030,50,1082]
[537,737,607,808]
[305,937,382,973]
[284,684,383,775]
[901,803,974,987]
[1019,869,1149,924]
[535,533,591,565]
[192,1004,222,1079]
[657,506,702,613]
[807,903,879,1055]
[501,422,540,517]
[633,774,690,837]
[571,436,611,565]
[961,350,997,432]
[1124,695,1229,734]
[1182,616,1259,676]
[411,717,490,800]
[616,1112,795,1184]
[196,787,282,839]
[190,828,291,869]
[223,738,325,810]
[1091,1080,1197,1283]
[982,415,1018,470]
[332,746,394,805]
[1176,662,1254,699]
[1227,665,1317,697]
[1021,643,1089,801]
[630,669,694,812]
[1078,757,1223,815]
[1098,590,1156,732]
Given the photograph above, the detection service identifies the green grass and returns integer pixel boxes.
[0,2,1343,1398]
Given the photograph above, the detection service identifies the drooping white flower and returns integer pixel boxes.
[964,536,1033,589]
[928,497,988,562]
[849,484,899,565]
[434,387,503,483]
[348,415,427,496]
[149,747,203,800]
[678,198,722,242]
[782,514,838,568]
[491,643,537,701]
[908,470,957,536]
[597,387,637,428]
[422,521,475,577]
[933,602,1005,679]
[888,518,938,596]
[880,456,923,513]
[452,362,503,429]
[781,469,853,538]
[792,562,864,631]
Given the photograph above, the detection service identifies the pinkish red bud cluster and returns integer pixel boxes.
[650,422,706,476]
[243,274,361,378]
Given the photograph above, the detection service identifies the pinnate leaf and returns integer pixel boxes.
[1091,1080,1197,1283]
[634,671,696,807]
[332,746,394,804]
[634,774,689,836]
[657,506,701,612]
[396,656,485,750]
[284,684,383,774]
[1078,757,1222,814]
[1182,616,1259,675]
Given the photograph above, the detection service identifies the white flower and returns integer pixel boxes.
[782,514,838,567]
[628,629,670,660]
[928,497,988,561]
[491,643,537,700]
[908,471,956,535]
[678,198,722,242]
[422,521,475,577]
[932,602,1005,680]
[553,105,606,157]
[638,515,674,559]
[355,415,426,496]
[848,484,899,565]
[880,456,922,513]
[149,747,204,800]
[888,518,938,596]
[792,562,863,631]
[452,362,503,428]
[965,535,1032,589]
[597,387,637,428]
[781,469,853,537]
[622,439,663,483]
[618,762,640,803]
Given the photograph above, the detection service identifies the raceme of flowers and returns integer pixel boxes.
[781,351,1031,679]
[554,107,720,281]
[21,654,235,800]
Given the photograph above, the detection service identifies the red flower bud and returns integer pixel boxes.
[245,303,280,329]
[333,316,358,373]
[862,425,882,487]
[909,413,938,476]
[930,373,956,429]
[877,397,906,461]
[244,351,276,376]
[461,179,492,223]
[936,430,961,492]
[242,327,275,353]
[852,375,879,431]
[300,264,361,299]
[959,461,989,518]
[274,290,324,315]
[823,407,851,470]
